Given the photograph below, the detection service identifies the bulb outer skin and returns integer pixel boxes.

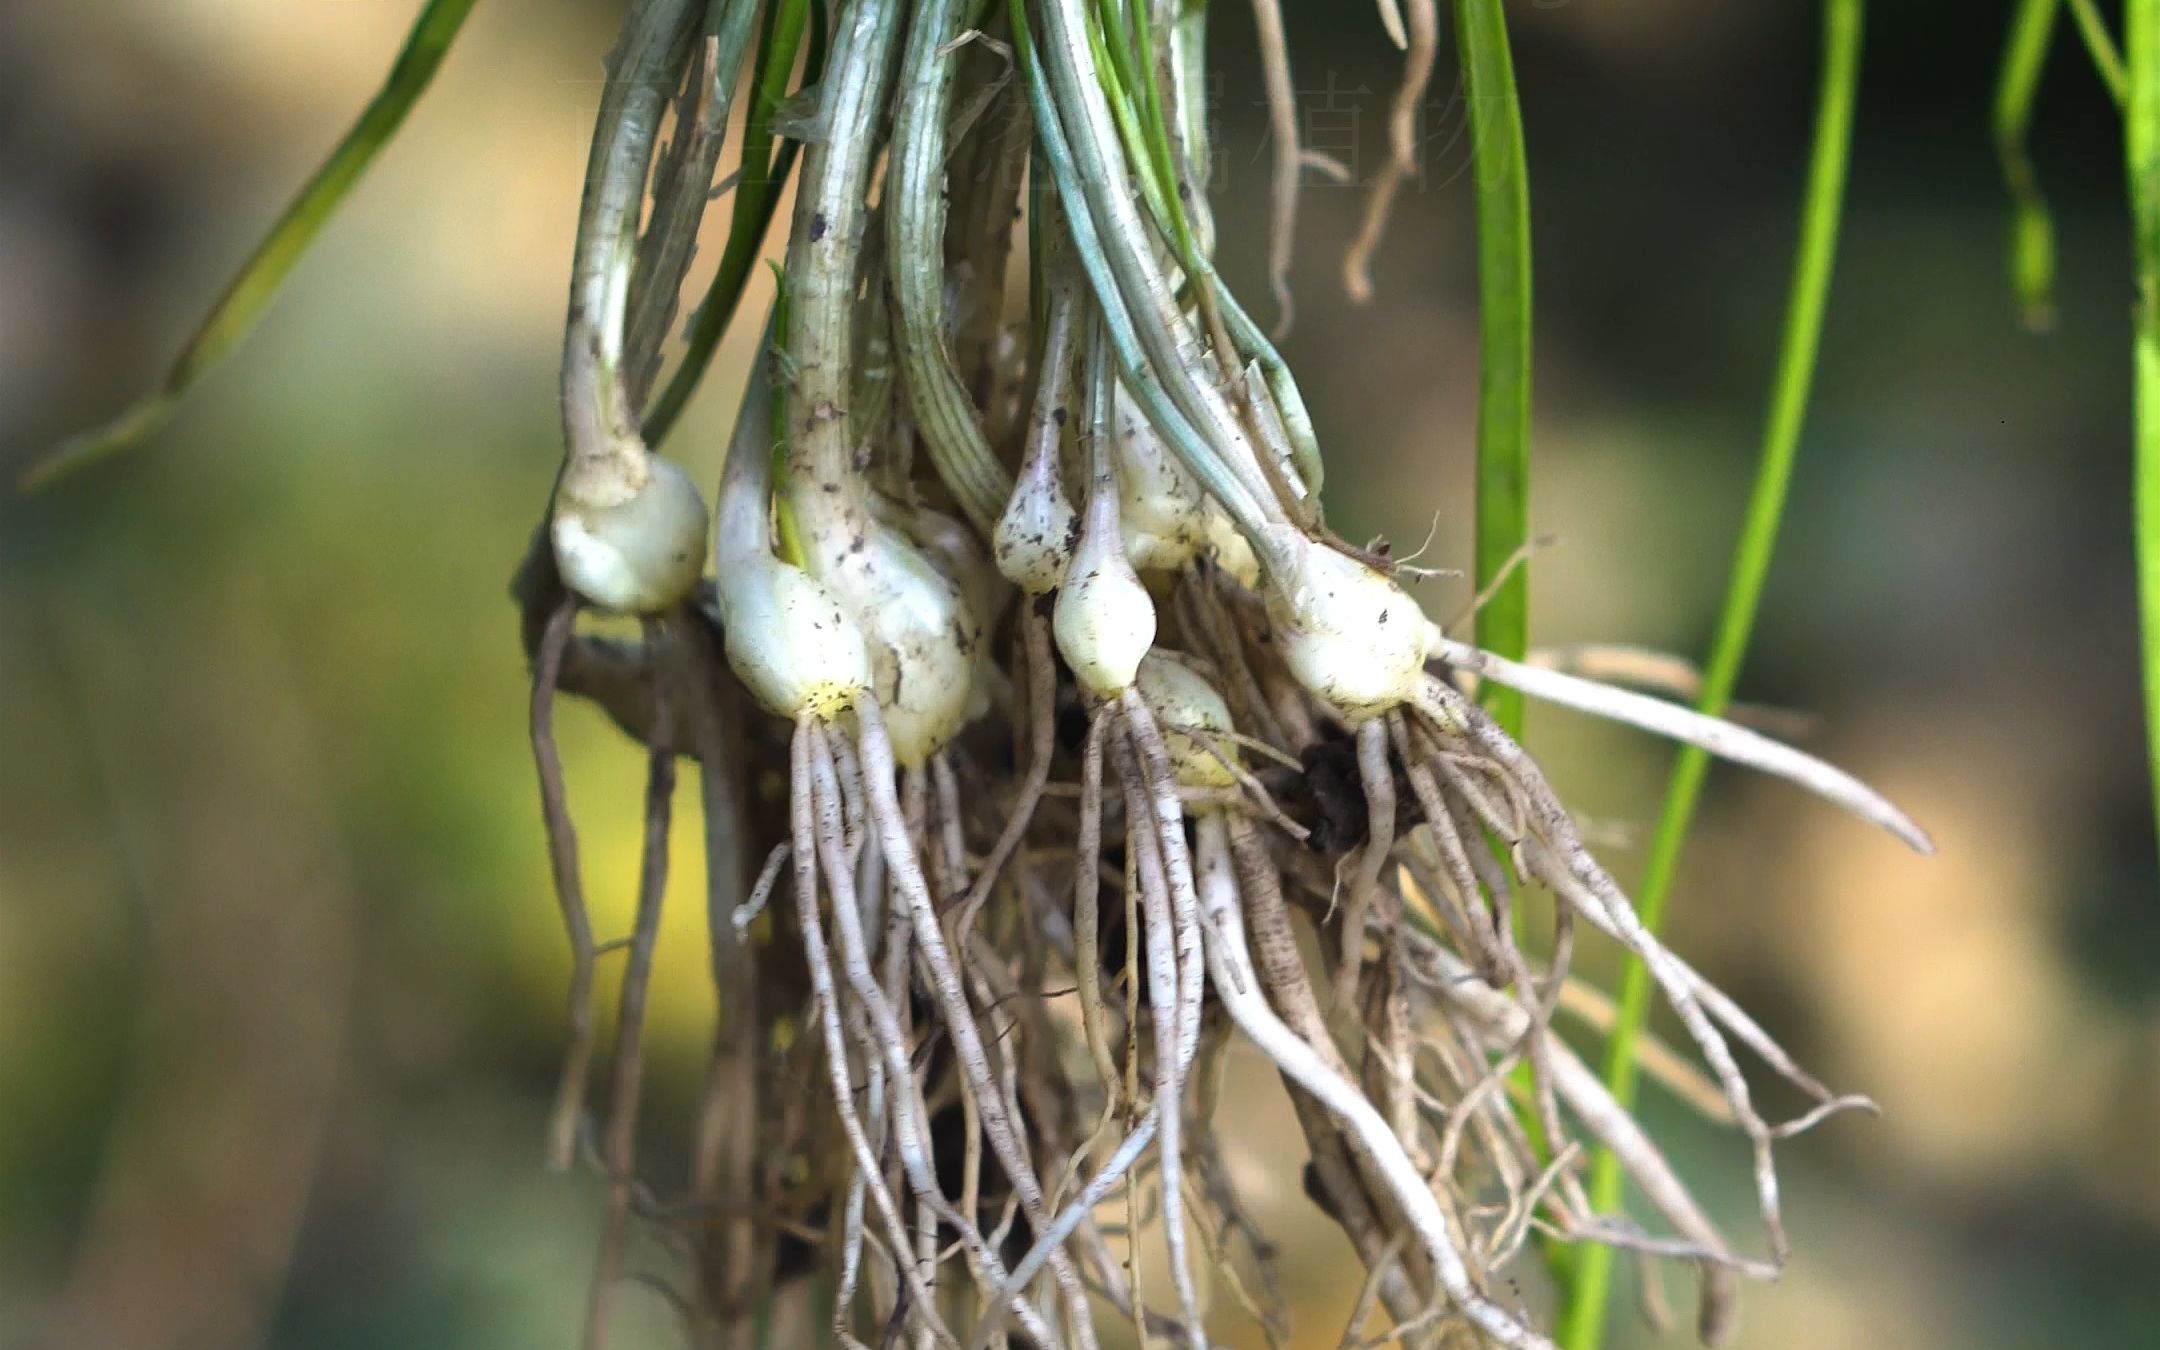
[810,524,981,768]
[551,456,710,614]
[1264,525,1429,722]
[715,560,870,721]
[1203,505,1262,587]
[1112,383,1206,572]
[1055,512,1157,698]
[994,465,1080,596]
[1135,652,1238,789]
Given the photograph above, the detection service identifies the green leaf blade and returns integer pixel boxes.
[2125,1,2160,884]
[1558,2,1865,1345]
[18,0,484,492]
[1456,0,1534,741]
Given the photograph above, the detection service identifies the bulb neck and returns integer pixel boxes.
[559,322,651,513]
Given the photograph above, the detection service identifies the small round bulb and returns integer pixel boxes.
[551,456,710,614]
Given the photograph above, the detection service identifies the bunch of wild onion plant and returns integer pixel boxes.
[512,2,1933,1347]
[22,0,1927,1344]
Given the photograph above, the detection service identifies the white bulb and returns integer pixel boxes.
[1263,525,1429,721]
[901,502,1005,639]
[994,452,1080,596]
[1055,492,1157,698]
[812,524,981,767]
[714,559,871,720]
[551,456,710,614]
[1201,503,1262,588]
[1112,382,1206,572]
[1135,652,1237,790]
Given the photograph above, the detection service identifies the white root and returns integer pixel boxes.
[1423,635,1933,853]
[808,727,1058,1346]
[1415,676,1803,1264]
[1418,941,1757,1345]
[1111,715,1207,1348]
[1194,815,1557,1350]
[788,722,964,1350]
[851,702,1103,1349]
[1333,717,1397,1016]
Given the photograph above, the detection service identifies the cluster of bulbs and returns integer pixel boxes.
[529,1,1929,1347]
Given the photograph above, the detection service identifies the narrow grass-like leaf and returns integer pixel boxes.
[1456,0,1533,740]
[2125,1,2160,865]
[642,0,823,446]
[1558,4,1864,1345]
[18,0,483,491]
[1454,0,1567,1296]
[1992,0,2123,333]
[1996,0,2064,330]
[2071,0,2132,104]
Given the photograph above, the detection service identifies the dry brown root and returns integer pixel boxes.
[1405,934,1751,1345]
[583,618,678,1350]
[531,596,600,1172]
[1246,0,1302,332]
[1187,1020,1292,1349]
[1177,567,1292,751]
[1333,717,1399,1017]
[1222,816,1439,1338]
[1342,0,1438,302]
[672,621,768,1340]
[953,608,1058,943]
[1072,714,1121,1105]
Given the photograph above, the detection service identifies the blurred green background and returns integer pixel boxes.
[3,1,2158,1347]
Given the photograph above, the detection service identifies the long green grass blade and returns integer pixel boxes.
[1992,0,2123,333]
[2126,1,2160,869]
[1996,0,2064,330]
[1454,0,1567,1297]
[2071,0,2132,104]
[643,0,822,445]
[1557,4,1863,1346]
[1456,0,1533,740]
[18,0,484,491]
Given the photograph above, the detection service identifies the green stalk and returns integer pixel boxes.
[1080,8,1326,498]
[2072,0,2132,103]
[779,0,903,544]
[886,0,1013,534]
[1558,3,1863,1346]
[2128,0,2160,866]
[19,0,484,491]
[623,0,765,406]
[1456,0,1533,741]
[1453,0,1562,1299]
[1010,0,1278,557]
[1033,0,1302,549]
[1996,0,2064,331]
[643,0,822,445]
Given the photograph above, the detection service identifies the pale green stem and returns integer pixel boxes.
[780,0,905,549]
[887,0,1015,535]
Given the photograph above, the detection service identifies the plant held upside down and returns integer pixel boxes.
[518,1,1927,1345]
[28,0,1928,1346]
